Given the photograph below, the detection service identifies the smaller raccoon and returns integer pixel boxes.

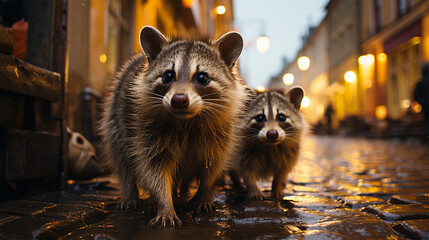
[230,87,306,200]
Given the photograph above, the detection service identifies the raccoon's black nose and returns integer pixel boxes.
[266,130,279,140]
[171,94,189,109]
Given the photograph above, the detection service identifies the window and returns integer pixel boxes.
[374,0,383,32]
[397,0,411,18]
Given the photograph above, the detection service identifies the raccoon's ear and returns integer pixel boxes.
[285,87,304,110]
[140,26,168,63]
[214,31,243,67]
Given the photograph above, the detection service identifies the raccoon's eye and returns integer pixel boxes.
[162,70,175,84]
[196,72,210,85]
[254,114,266,123]
[277,113,287,122]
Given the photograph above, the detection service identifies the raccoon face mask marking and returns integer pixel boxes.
[139,27,244,120]
[248,87,304,145]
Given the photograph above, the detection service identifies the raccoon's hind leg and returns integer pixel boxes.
[271,172,287,200]
[242,172,264,201]
[228,170,245,191]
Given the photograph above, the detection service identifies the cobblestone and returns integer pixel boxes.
[0,135,428,239]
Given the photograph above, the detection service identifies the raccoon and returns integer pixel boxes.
[99,26,247,226]
[230,88,306,200]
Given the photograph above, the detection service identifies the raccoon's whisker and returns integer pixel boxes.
[201,97,228,101]
[146,97,164,101]
[283,136,300,144]
[203,106,224,116]
[245,129,260,135]
[205,102,231,110]
[200,92,221,98]
[204,105,227,114]
[148,92,165,98]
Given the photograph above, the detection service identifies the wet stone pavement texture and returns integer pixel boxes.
[1,135,429,239]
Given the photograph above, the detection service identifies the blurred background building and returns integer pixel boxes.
[269,0,429,136]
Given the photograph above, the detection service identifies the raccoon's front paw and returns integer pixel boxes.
[149,211,182,227]
[119,199,140,210]
[247,191,264,201]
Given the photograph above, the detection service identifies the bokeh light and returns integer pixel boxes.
[282,73,294,85]
[216,5,226,15]
[256,86,266,92]
[301,96,310,108]
[99,54,107,63]
[344,71,356,83]
[297,56,310,71]
[256,36,270,53]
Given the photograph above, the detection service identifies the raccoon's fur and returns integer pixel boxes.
[230,88,306,200]
[99,26,247,226]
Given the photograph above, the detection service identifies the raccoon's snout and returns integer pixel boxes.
[266,130,279,140]
[171,94,189,109]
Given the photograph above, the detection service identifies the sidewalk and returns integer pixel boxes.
[1,135,429,239]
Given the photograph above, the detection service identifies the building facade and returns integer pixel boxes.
[360,0,429,122]
[270,0,429,134]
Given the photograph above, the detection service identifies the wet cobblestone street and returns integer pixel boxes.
[1,135,429,239]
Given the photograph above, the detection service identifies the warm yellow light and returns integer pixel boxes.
[256,86,265,92]
[301,96,310,108]
[358,55,365,65]
[365,79,372,88]
[401,99,411,109]
[378,53,387,61]
[216,5,226,15]
[99,54,107,63]
[358,54,374,65]
[282,73,294,85]
[375,105,387,120]
[256,36,270,53]
[411,36,421,45]
[316,104,325,116]
[344,71,356,83]
[182,0,195,8]
[412,101,422,113]
[297,56,310,71]
[366,54,374,64]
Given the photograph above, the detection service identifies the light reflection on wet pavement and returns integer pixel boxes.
[1,135,428,239]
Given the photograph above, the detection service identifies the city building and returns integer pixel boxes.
[360,0,429,123]
[270,0,429,135]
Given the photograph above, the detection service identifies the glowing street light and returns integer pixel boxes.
[375,105,387,120]
[256,35,270,53]
[297,56,310,71]
[378,53,387,61]
[282,73,294,85]
[99,54,107,63]
[256,86,266,92]
[358,54,374,65]
[216,5,226,15]
[301,96,310,108]
[344,71,356,83]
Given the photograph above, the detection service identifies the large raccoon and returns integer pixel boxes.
[230,88,306,200]
[99,26,247,226]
